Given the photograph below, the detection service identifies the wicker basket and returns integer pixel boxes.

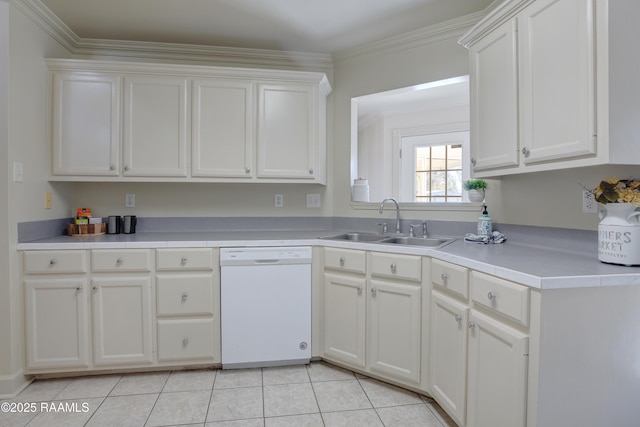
[67,223,106,236]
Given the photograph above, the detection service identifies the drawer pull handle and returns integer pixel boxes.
[468,321,475,330]
[390,263,397,273]
[339,257,345,267]
[487,291,496,301]
[371,288,377,296]
[357,286,363,294]
[49,259,57,265]
[92,286,97,291]
[182,338,189,346]
[440,273,448,281]
[116,257,124,265]
[309,168,314,175]
[245,167,251,174]
[181,257,188,265]
[76,286,82,291]
[455,314,462,323]
[181,292,188,301]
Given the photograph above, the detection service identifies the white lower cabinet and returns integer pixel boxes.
[155,248,219,363]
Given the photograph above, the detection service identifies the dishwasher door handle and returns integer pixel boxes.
[253,259,280,264]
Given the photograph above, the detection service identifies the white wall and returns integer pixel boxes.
[1,1,71,396]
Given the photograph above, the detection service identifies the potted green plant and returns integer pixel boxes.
[464,179,488,202]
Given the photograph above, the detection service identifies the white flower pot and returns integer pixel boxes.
[467,189,485,203]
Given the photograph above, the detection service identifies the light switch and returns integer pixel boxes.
[13,162,23,183]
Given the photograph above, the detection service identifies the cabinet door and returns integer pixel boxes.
[123,76,188,177]
[25,279,90,369]
[469,19,519,172]
[92,277,153,365]
[368,279,421,384]
[467,310,529,427]
[192,79,255,178]
[518,0,596,164]
[51,72,120,176]
[429,291,468,427]
[323,272,366,368]
[257,83,319,180]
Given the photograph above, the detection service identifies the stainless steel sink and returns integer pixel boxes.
[322,232,388,242]
[379,236,456,248]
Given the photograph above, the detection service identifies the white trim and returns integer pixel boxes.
[0,369,32,399]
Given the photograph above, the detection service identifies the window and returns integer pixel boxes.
[397,130,470,203]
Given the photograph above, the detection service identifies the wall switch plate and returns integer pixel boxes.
[274,194,284,208]
[583,190,597,213]
[44,192,52,209]
[13,161,23,183]
[125,193,135,208]
[306,194,321,208]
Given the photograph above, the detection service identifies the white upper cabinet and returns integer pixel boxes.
[192,79,254,178]
[51,72,120,176]
[46,59,331,183]
[461,0,640,177]
[123,75,189,177]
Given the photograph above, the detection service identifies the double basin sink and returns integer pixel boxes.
[322,232,456,248]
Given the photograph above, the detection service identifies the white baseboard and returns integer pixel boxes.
[0,369,32,399]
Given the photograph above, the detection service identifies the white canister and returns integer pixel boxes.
[352,178,370,202]
[598,203,640,265]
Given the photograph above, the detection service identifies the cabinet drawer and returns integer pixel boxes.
[324,248,366,274]
[471,271,530,327]
[23,250,87,274]
[157,318,215,361]
[157,275,214,316]
[370,252,422,282]
[431,259,469,300]
[156,248,214,271]
[91,249,152,272]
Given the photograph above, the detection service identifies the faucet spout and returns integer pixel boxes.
[379,198,401,234]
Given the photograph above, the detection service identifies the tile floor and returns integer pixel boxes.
[0,361,457,427]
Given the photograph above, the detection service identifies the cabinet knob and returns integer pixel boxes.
[92,285,97,291]
[487,291,496,301]
[357,286,363,294]
[390,263,397,273]
[182,338,189,346]
[339,257,345,267]
[116,257,124,265]
[371,288,377,296]
[455,314,462,323]
[181,257,188,265]
[124,165,130,171]
[181,292,188,301]
[109,165,116,171]
[76,286,82,291]
[471,157,477,166]
[245,167,251,174]
[440,273,448,281]
[468,321,475,330]
[309,168,314,175]
[49,259,57,265]
[521,147,530,156]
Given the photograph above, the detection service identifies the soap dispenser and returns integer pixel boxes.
[477,205,492,236]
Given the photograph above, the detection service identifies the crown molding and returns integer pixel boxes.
[10,0,333,72]
[459,0,534,47]
[332,11,486,65]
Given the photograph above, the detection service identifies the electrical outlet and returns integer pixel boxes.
[44,192,52,209]
[306,194,321,208]
[583,190,597,213]
[274,194,284,208]
[13,161,23,183]
[125,193,135,208]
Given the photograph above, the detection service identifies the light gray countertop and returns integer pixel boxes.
[17,229,640,290]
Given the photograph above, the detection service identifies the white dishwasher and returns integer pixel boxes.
[220,246,312,369]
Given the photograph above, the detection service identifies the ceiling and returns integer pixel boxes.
[39,0,494,54]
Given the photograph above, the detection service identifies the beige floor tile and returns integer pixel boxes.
[359,377,422,408]
[164,369,216,392]
[85,393,157,426]
[312,380,371,412]
[306,362,355,382]
[263,383,319,417]
[0,403,40,426]
[264,413,324,427]
[146,390,211,426]
[206,419,264,427]
[376,403,443,427]
[12,378,72,402]
[322,408,384,427]
[27,397,103,427]
[207,386,263,422]
[110,371,169,396]
[262,365,309,385]
[426,401,458,427]
[56,375,121,400]
[215,369,262,389]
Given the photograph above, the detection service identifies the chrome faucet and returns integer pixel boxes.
[410,221,428,238]
[379,198,401,234]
